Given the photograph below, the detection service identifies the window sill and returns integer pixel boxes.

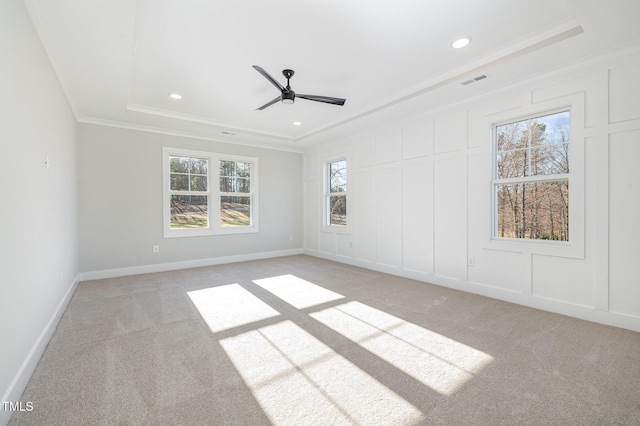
[486,237,583,259]
[164,226,259,239]
[322,225,351,235]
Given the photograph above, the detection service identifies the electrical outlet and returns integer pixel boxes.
[289,235,294,241]
[468,256,475,267]
[153,245,159,253]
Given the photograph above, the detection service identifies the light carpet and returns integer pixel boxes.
[9,255,640,425]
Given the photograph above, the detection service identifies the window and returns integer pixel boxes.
[163,147,258,238]
[324,159,347,227]
[169,155,209,229]
[220,160,252,227]
[492,109,570,241]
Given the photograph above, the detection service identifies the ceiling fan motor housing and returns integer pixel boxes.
[282,90,295,104]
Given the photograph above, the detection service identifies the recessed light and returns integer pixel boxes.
[169,93,182,100]
[451,36,471,49]
[293,121,302,126]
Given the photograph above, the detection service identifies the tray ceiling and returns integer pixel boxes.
[23,0,640,149]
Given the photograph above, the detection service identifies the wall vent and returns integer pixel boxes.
[462,73,489,85]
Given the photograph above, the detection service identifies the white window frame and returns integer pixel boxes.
[323,156,349,232]
[486,94,585,259]
[163,147,259,238]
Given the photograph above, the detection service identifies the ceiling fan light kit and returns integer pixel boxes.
[253,65,346,110]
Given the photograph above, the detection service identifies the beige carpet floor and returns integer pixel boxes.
[9,255,640,425]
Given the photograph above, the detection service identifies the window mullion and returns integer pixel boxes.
[212,155,220,230]
[170,190,209,196]
[492,174,569,186]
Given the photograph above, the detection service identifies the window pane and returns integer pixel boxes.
[221,196,251,227]
[329,195,347,226]
[220,177,230,192]
[171,195,208,229]
[220,161,251,193]
[496,111,570,178]
[171,155,208,191]
[190,157,208,174]
[238,177,250,193]
[170,156,189,173]
[239,162,251,176]
[190,175,208,191]
[220,177,251,193]
[220,160,235,176]
[495,181,569,241]
[329,160,347,193]
[170,174,189,191]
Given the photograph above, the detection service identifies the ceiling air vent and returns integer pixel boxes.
[461,73,489,85]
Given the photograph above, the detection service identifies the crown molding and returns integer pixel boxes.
[77,116,303,153]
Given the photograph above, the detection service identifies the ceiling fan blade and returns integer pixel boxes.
[252,65,285,92]
[256,96,281,111]
[297,94,346,106]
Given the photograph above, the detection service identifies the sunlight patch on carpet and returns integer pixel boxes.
[188,284,280,332]
[220,320,424,425]
[252,274,345,309]
[310,301,494,396]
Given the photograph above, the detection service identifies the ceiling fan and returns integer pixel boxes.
[252,65,346,110]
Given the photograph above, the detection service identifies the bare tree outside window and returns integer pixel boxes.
[326,159,347,226]
[494,110,570,241]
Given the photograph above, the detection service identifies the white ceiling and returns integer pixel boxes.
[24,0,640,150]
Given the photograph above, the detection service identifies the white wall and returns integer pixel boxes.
[77,124,304,277]
[304,45,640,333]
[0,0,79,422]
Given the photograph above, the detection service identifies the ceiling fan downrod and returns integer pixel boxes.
[281,69,295,104]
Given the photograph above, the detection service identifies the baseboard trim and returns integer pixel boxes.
[79,248,305,281]
[1,274,80,426]
[303,249,640,334]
